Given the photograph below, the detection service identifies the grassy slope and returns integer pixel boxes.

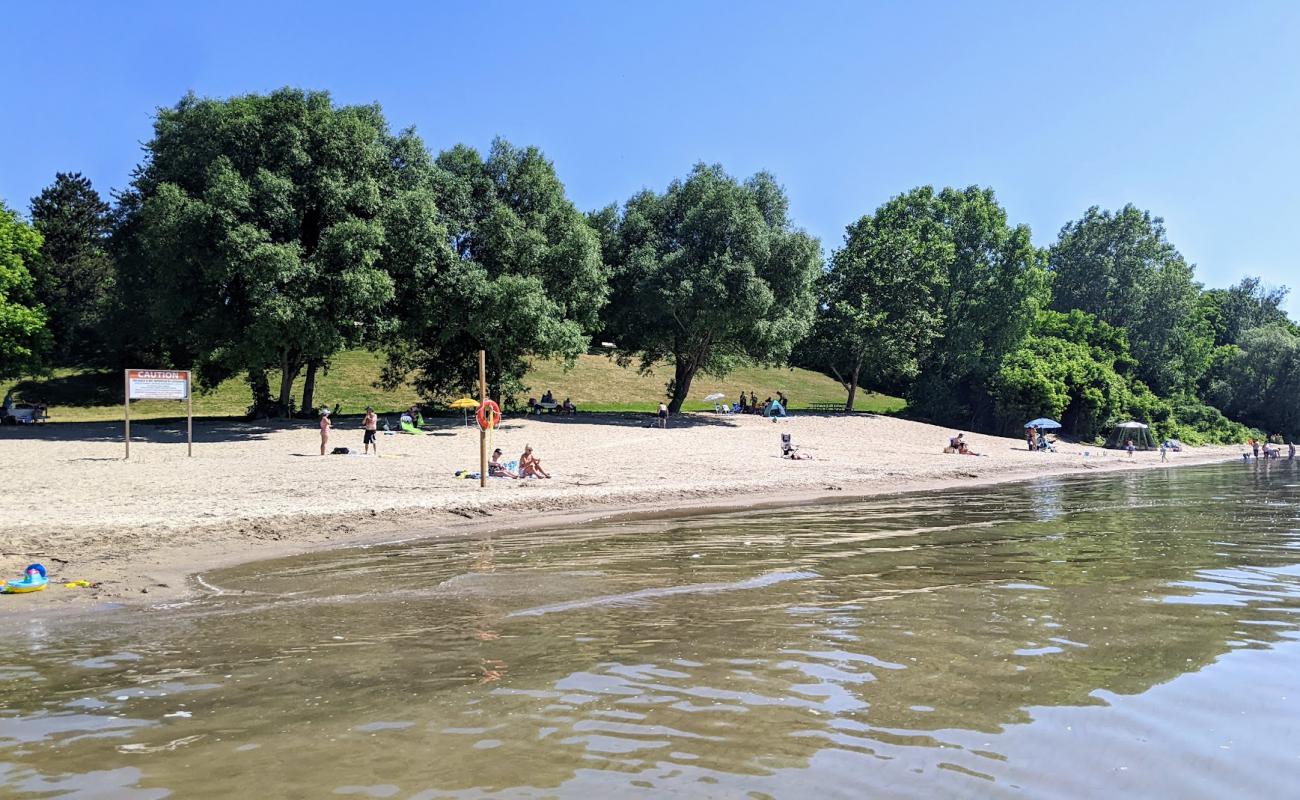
[1,351,905,422]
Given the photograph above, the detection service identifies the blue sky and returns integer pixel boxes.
[3,1,1297,315]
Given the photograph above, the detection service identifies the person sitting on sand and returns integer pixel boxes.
[489,448,517,479]
[950,433,964,450]
[781,433,812,460]
[562,398,576,414]
[319,408,332,456]
[958,440,979,456]
[519,444,551,478]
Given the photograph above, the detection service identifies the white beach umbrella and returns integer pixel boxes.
[703,392,726,401]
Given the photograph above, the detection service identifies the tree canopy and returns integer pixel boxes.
[0,204,49,380]
[29,172,114,363]
[907,187,1050,428]
[382,138,607,403]
[797,188,949,410]
[117,88,435,414]
[1049,205,1211,396]
[596,164,821,412]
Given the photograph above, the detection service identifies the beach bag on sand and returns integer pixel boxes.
[332,447,350,455]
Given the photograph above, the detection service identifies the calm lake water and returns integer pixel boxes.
[3,461,1299,798]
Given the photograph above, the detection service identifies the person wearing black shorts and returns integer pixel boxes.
[363,406,378,455]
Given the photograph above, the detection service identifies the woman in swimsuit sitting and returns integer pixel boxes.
[489,448,518,479]
[519,444,551,478]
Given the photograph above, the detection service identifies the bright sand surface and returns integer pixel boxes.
[0,413,1238,612]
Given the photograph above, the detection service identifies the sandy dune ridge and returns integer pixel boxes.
[0,412,1238,612]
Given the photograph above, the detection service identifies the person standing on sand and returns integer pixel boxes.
[319,409,332,455]
[658,402,669,428]
[362,406,378,455]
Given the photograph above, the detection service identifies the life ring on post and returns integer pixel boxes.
[476,400,501,431]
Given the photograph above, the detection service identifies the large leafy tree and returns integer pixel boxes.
[596,164,821,413]
[382,138,607,403]
[1211,323,1300,438]
[1049,205,1211,395]
[117,88,440,414]
[28,173,115,364]
[1201,276,1291,348]
[798,188,950,410]
[990,309,1138,437]
[908,186,1049,428]
[0,204,49,380]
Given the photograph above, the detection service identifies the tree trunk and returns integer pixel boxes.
[276,349,302,417]
[247,369,273,419]
[667,358,697,414]
[845,367,859,413]
[300,360,320,417]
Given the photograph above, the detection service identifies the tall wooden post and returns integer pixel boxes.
[123,369,131,460]
[186,371,193,457]
[478,350,487,488]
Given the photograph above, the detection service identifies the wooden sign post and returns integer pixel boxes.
[478,350,487,488]
[124,369,193,460]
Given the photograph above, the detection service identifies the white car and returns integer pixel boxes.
[1,396,46,424]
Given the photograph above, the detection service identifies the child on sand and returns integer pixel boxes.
[363,406,378,455]
[319,409,332,456]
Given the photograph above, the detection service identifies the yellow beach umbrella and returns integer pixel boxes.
[448,397,480,426]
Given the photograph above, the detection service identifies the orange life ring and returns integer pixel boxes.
[476,400,500,430]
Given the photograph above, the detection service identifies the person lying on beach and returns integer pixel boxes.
[489,448,518,479]
[519,445,551,478]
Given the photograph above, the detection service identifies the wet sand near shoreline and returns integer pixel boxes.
[0,412,1239,614]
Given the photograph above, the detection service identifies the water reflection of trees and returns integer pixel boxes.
[5,465,1298,797]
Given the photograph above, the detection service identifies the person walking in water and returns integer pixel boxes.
[362,406,378,455]
[1125,438,1135,458]
[319,408,332,456]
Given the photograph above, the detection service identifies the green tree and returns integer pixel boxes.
[382,138,607,403]
[597,164,821,413]
[908,187,1049,428]
[116,89,438,415]
[990,309,1137,437]
[1213,324,1300,437]
[798,189,950,410]
[28,173,115,363]
[1201,277,1291,348]
[1049,205,1212,395]
[0,204,49,380]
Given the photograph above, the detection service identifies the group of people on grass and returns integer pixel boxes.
[526,390,577,415]
[734,390,788,416]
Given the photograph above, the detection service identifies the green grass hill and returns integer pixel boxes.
[1,350,905,423]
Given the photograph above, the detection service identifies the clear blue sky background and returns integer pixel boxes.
[3,1,1297,315]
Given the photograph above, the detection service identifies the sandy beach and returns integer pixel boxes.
[0,412,1238,612]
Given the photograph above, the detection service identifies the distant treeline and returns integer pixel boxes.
[2,88,1296,442]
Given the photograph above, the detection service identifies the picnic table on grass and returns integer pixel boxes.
[808,401,846,413]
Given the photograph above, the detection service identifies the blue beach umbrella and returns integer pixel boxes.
[1024,418,1062,429]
